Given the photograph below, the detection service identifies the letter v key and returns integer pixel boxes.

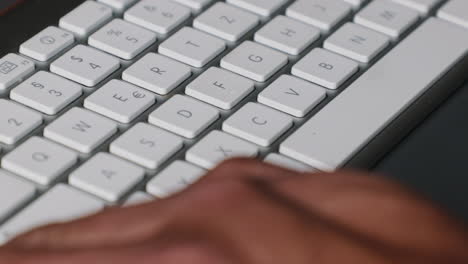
[285,88,300,96]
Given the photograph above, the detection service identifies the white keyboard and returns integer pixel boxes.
[1,0,468,243]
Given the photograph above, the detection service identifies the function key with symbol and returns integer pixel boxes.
[59,1,113,37]
[20,26,75,62]
[0,170,36,222]
[98,0,139,12]
[0,99,42,145]
[0,54,34,92]
[50,45,120,87]
[227,0,288,17]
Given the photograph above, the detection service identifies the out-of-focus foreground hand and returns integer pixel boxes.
[0,159,467,264]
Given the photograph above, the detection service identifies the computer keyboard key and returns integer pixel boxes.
[98,0,138,12]
[159,27,226,68]
[50,45,120,87]
[10,71,82,115]
[254,15,321,56]
[173,0,213,13]
[221,41,288,82]
[110,123,184,169]
[280,18,468,171]
[1,137,78,185]
[355,0,420,39]
[19,26,75,62]
[292,48,359,90]
[84,80,156,123]
[227,0,288,17]
[59,1,113,37]
[0,170,36,222]
[146,160,206,198]
[258,75,326,118]
[89,19,157,60]
[223,102,293,147]
[0,99,42,145]
[324,22,391,63]
[391,0,442,15]
[69,153,145,202]
[122,53,191,95]
[124,0,191,35]
[186,130,259,169]
[0,54,34,92]
[194,2,259,42]
[185,67,254,110]
[148,94,219,138]
[123,191,153,206]
[286,0,352,32]
[437,0,468,29]
[44,107,118,153]
[0,184,104,244]
[264,153,316,172]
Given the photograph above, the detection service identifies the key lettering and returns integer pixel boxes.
[285,88,299,96]
[126,36,139,43]
[70,56,83,63]
[162,12,173,18]
[132,91,146,99]
[185,40,200,48]
[281,28,296,37]
[49,90,63,97]
[89,63,101,70]
[350,35,366,45]
[220,16,235,24]
[213,81,226,89]
[252,117,267,125]
[177,110,192,118]
[319,62,333,70]
[140,138,155,148]
[102,170,116,179]
[248,55,263,63]
[31,82,45,89]
[32,152,49,162]
[113,94,129,102]
[7,118,22,127]
[150,67,166,75]
[380,10,396,21]
[72,120,92,132]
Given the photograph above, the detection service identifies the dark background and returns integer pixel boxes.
[1,0,467,221]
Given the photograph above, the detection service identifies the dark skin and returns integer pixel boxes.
[0,158,467,264]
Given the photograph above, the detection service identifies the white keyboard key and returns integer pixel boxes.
[146,160,206,198]
[227,0,288,17]
[186,130,259,169]
[124,0,191,35]
[11,71,82,115]
[437,0,468,29]
[221,41,288,82]
[1,137,78,185]
[286,0,352,32]
[280,18,468,171]
[194,2,259,42]
[159,27,226,67]
[84,80,156,123]
[355,0,419,39]
[258,75,326,118]
[50,45,120,87]
[44,107,118,153]
[185,67,254,110]
[110,123,184,169]
[98,0,138,12]
[59,1,113,37]
[254,15,321,56]
[69,153,145,202]
[264,153,316,172]
[19,26,75,62]
[0,184,104,243]
[324,23,391,63]
[223,102,293,147]
[89,19,157,60]
[292,48,359,89]
[173,0,213,13]
[391,0,442,14]
[0,54,34,92]
[0,99,42,145]
[0,170,36,221]
[123,191,153,206]
[148,95,219,138]
[122,53,191,95]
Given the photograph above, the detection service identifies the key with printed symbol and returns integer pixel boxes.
[185,67,254,110]
[98,0,138,12]
[186,130,259,169]
[122,53,192,95]
[292,48,359,89]
[110,123,184,169]
[59,1,113,37]
[159,27,226,68]
[50,45,120,87]
[0,99,42,145]
[194,2,260,42]
[221,41,288,82]
[223,102,293,147]
[0,170,36,222]
[84,80,156,123]
[264,153,316,172]
[392,0,442,15]
[258,75,326,118]
[148,94,220,138]
[89,19,157,60]
[286,0,352,33]
[1,137,78,185]
[69,153,145,202]
[173,0,213,13]
[124,0,191,35]
[11,71,82,115]
[146,160,206,198]
[0,54,34,92]
[20,26,75,62]
[227,0,288,17]
[254,15,321,56]
[44,107,118,153]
